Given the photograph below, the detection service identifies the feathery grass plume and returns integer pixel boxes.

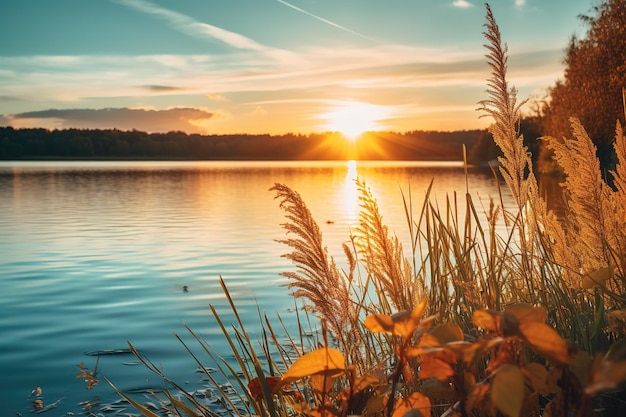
[478,4,532,210]
[612,122,626,201]
[543,119,626,295]
[270,183,358,352]
[477,3,565,293]
[353,179,422,312]
[478,4,550,241]
[544,119,617,274]
[609,121,626,285]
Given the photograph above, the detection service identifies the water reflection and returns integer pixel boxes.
[342,160,359,222]
[0,160,514,416]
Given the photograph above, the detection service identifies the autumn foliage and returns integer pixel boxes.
[244,302,625,417]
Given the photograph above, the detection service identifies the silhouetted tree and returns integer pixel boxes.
[541,0,626,169]
[467,129,501,165]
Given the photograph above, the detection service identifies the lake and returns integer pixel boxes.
[0,160,511,415]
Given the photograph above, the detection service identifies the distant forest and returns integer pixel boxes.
[0,127,490,162]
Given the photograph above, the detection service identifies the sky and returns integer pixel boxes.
[0,0,596,135]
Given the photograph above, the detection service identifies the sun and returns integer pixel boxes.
[320,101,387,140]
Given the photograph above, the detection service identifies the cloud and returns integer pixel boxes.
[0,36,563,134]
[452,0,474,8]
[0,114,11,126]
[250,106,269,117]
[0,45,562,115]
[113,0,271,52]
[206,93,227,101]
[515,0,527,7]
[12,107,214,133]
[142,85,186,92]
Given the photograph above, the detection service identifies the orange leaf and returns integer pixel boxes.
[365,313,395,333]
[568,350,591,384]
[445,339,495,363]
[430,323,464,344]
[491,364,524,417]
[281,348,345,384]
[523,363,552,395]
[248,376,282,399]
[351,373,382,392]
[365,299,428,341]
[248,377,263,398]
[309,373,336,394]
[420,350,456,382]
[519,321,570,365]
[472,309,500,332]
[392,392,431,417]
[392,299,428,340]
[467,382,490,412]
[504,304,547,324]
[417,333,441,348]
[404,345,442,360]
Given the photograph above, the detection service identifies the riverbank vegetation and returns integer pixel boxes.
[99,2,626,417]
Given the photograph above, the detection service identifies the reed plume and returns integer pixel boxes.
[477,4,564,295]
[353,179,423,313]
[545,119,614,270]
[478,4,531,210]
[610,120,626,291]
[270,183,358,351]
[543,119,626,293]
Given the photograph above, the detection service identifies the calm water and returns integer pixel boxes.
[0,160,509,415]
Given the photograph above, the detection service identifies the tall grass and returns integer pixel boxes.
[110,3,626,417]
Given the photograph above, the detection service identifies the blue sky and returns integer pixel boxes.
[0,0,594,135]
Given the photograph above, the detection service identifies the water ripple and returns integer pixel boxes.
[0,160,511,415]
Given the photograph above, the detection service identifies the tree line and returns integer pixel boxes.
[0,126,486,161]
[537,0,625,172]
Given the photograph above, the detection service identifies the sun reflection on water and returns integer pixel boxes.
[342,160,359,223]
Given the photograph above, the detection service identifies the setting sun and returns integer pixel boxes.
[320,102,388,140]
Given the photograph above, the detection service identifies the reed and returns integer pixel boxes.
[110,3,626,417]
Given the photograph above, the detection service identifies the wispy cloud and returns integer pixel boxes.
[452,0,474,8]
[12,107,214,133]
[113,0,270,52]
[142,85,186,92]
[515,0,527,7]
[0,44,562,102]
[206,93,227,101]
[275,0,376,42]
